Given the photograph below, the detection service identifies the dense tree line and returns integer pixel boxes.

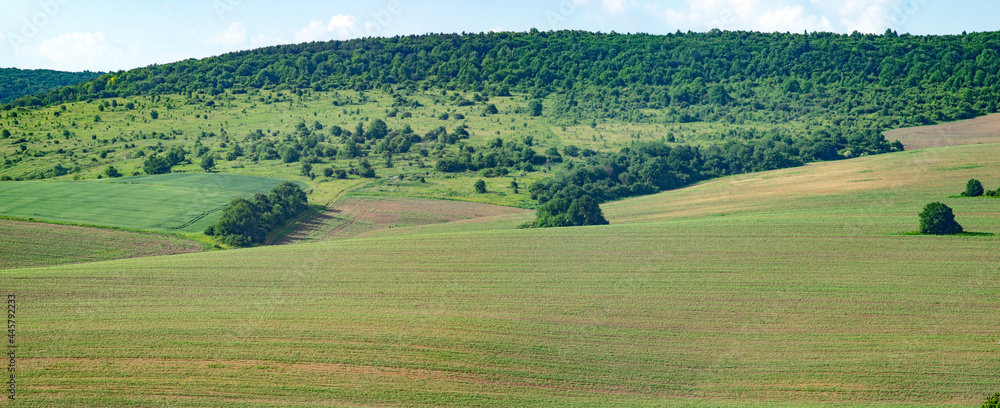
[524,128,900,227]
[435,137,553,174]
[0,68,101,104]
[6,30,1000,130]
[205,181,308,246]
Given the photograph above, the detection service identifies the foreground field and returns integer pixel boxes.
[0,219,204,269]
[4,141,1000,407]
[0,174,306,233]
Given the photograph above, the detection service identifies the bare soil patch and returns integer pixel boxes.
[885,113,1000,150]
[278,195,530,244]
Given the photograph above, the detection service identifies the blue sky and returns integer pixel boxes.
[1,0,998,72]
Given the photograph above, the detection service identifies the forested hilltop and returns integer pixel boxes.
[8,29,1000,128]
[0,68,101,104]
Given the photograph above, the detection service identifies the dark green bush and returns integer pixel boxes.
[918,202,963,235]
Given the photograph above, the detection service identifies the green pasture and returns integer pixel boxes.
[0,174,305,233]
[3,143,1000,406]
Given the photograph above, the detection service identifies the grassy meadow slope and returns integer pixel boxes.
[3,141,1000,406]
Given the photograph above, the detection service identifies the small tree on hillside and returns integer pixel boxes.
[200,155,216,172]
[918,202,963,235]
[143,155,172,175]
[474,179,487,194]
[104,166,122,178]
[965,178,984,197]
[529,100,543,116]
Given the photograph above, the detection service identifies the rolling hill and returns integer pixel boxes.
[3,29,1000,407]
[0,67,101,103]
[3,132,1000,406]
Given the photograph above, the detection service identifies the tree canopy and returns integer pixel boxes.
[0,68,101,104]
[7,30,1000,132]
[918,202,963,235]
[965,178,984,197]
[208,181,309,246]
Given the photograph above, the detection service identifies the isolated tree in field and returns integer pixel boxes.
[510,180,519,194]
[529,100,543,116]
[484,104,498,115]
[965,178,984,197]
[474,179,487,194]
[322,167,334,178]
[104,166,122,178]
[1,129,9,138]
[150,110,159,119]
[200,154,216,172]
[918,202,963,235]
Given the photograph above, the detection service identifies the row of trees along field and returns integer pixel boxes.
[205,181,308,246]
[521,127,899,227]
[6,30,1000,129]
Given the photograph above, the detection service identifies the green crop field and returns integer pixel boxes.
[4,139,1000,407]
[0,174,307,233]
[0,219,205,269]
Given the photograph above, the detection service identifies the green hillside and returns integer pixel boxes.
[3,141,1000,406]
[3,28,1000,407]
[0,67,101,103]
[5,29,1000,230]
[0,174,305,233]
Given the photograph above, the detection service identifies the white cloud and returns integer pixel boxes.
[33,32,140,72]
[206,22,248,47]
[327,14,360,40]
[250,34,272,48]
[641,0,900,34]
[295,20,329,43]
[827,0,908,33]
[758,6,834,33]
[603,0,628,14]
